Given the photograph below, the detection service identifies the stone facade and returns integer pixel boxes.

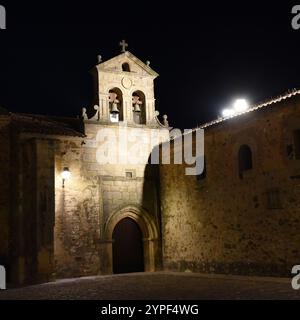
[160,93,300,277]
[53,51,169,279]
[54,124,168,278]
[1,48,300,286]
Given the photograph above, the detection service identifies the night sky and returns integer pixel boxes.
[0,2,300,129]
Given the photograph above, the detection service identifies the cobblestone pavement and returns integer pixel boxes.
[0,272,299,300]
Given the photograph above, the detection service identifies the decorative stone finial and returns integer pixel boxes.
[82,107,88,120]
[163,114,169,127]
[97,55,102,64]
[90,105,100,121]
[146,60,150,66]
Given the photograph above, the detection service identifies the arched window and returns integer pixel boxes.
[108,88,123,122]
[122,63,130,72]
[238,144,253,178]
[132,91,146,124]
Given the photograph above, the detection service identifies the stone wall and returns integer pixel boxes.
[54,136,101,278]
[0,125,56,286]
[19,137,55,284]
[160,96,300,277]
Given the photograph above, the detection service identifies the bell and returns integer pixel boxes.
[133,103,141,113]
[111,103,119,114]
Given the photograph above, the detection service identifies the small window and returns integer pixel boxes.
[125,171,133,179]
[122,63,130,72]
[267,189,282,209]
[293,129,300,159]
[238,144,253,179]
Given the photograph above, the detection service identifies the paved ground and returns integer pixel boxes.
[0,272,299,300]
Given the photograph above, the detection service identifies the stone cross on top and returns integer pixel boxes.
[119,39,128,52]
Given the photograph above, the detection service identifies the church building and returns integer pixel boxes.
[0,42,300,286]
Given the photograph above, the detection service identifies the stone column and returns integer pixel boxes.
[146,99,155,124]
[123,95,133,123]
[99,94,109,122]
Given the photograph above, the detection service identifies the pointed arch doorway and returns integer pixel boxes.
[112,217,144,273]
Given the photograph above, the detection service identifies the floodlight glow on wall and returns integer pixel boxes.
[62,167,71,188]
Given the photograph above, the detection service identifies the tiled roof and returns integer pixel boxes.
[9,113,85,137]
[200,88,300,129]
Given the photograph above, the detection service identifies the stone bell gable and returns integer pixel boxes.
[87,49,162,126]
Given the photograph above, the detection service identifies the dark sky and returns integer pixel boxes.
[0,1,300,129]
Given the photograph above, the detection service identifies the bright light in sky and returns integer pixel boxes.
[222,99,249,118]
[222,108,235,117]
[233,99,249,112]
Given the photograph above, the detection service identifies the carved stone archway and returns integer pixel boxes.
[100,206,159,274]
